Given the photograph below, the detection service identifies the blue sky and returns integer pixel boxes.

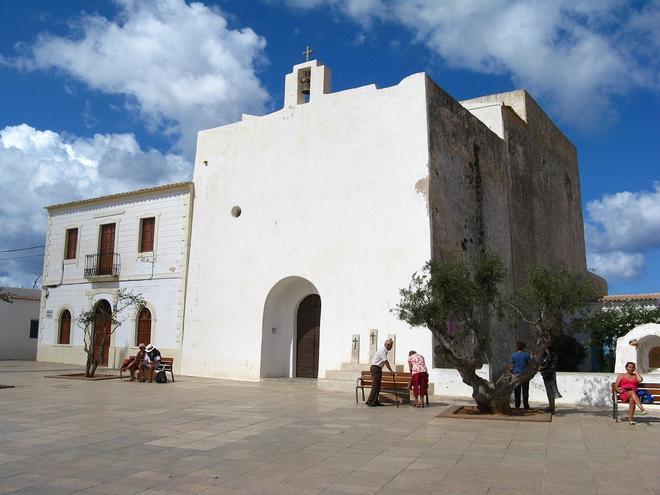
[0,0,658,294]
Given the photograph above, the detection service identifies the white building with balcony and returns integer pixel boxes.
[37,182,193,372]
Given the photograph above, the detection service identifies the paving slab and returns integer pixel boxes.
[0,361,658,495]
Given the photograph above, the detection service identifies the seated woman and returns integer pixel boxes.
[121,343,146,381]
[408,350,428,408]
[615,361,648,425]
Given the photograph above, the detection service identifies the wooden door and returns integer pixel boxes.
[296,294,321,378]
[98,224,115,275]
[136,308,151,346]
[93,300,112,366]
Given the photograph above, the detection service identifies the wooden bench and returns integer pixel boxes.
[611,382,658,422]
[355,371,429,407]
[120,356,175,382]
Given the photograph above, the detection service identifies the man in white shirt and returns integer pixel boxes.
[366,338,395,407]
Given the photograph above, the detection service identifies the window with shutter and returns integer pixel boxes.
[59,310,71,344]
[139,217,155,253]
[65,228,78,259]
[136,307,151,346]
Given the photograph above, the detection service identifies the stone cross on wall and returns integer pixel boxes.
[368,329,378,362]
[302,46,314,62]
[351,335,360,364]
[387,334,396,365]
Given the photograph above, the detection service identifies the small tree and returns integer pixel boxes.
[77,289,146,377]
[578,303,660,372]
[393,250,596,414]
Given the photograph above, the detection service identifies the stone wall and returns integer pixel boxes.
[427,82,589,378]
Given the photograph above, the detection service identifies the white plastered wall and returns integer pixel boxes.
[615,323,660,373]
[182,71,433,381]
[0,293,40,360]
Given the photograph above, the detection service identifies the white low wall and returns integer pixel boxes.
[429,367,660,406]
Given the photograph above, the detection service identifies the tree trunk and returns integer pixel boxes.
[492,396,512,415]
[85,350,94,377]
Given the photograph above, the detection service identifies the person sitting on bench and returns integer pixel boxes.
[615,361,648,425]
[142,344,162,383]
[121,343,146,381]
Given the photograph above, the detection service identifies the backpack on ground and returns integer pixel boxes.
[154,365,168,383]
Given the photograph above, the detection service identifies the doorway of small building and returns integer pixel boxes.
[93,300,112,366]
[260,276,320,379]
[296,294,321,378]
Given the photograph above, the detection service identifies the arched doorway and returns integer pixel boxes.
[93,300,112,366]
[296,294,321,378]
[260,277,320,378]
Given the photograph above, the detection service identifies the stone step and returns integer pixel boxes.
[260,377,317,386]
[339,362,407,372]
[317,378,356,393]
[325,369,360,381]
[340,363,370,372]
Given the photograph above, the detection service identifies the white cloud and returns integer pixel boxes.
[587,251,645,281]
[11,0,269,158]
[0,124,190,288]
[278,0,659,129]
[585,183,660,281]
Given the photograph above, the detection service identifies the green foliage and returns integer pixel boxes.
[393,248,505,336]
[511,265,597,329]
[579,303,660,372]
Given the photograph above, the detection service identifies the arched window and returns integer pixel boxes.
[136,307,151,346]
[58,310,71,345]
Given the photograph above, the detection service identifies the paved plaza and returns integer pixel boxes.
[0,361,658,495]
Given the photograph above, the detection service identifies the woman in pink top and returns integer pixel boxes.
[615,362,648,425]
[408,350,428,408]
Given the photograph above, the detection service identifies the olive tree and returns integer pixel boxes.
[76,289,146,377]
[393,250,596,414]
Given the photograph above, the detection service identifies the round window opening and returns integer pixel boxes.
[231,206,242,218]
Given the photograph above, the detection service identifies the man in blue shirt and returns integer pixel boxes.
[510,341,531,409]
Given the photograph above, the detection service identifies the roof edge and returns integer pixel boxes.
[45,181,193,211]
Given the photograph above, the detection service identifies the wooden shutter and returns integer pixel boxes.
[98,224,115,275]
[140,218,155,252]
[59,310,71,344]
[65,228,78,259]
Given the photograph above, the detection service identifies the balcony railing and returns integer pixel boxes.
[84,253,120,278]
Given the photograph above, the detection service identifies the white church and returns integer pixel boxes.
[37,58,598,390]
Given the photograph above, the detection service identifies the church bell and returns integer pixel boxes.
[300,71,311,95]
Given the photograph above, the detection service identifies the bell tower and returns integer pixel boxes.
[284,46,332,106]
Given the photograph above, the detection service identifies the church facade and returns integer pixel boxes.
[36,60,594,387]
[180,60,591,382]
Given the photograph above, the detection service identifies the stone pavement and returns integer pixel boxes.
[0,361,658,495]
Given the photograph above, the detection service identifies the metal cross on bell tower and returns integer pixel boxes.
[302,45,314,62]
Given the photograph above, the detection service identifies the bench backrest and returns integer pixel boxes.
[361,370,412,382]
